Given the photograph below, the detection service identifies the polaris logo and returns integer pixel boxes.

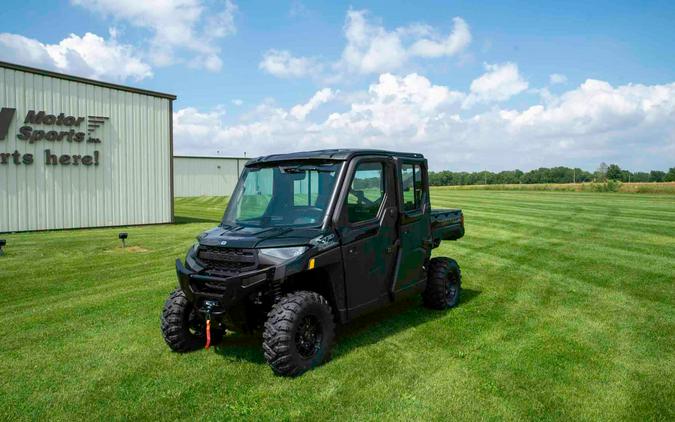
[0,107,15,141]
[220,241,228,246]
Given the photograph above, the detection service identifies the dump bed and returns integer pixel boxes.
[430,208,464,244]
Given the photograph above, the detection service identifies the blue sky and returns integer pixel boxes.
[1,0,674,171]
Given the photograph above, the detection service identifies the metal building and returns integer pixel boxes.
[173,156,248,197]
[0,61,175,232]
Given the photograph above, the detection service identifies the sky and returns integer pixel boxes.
[1,0,674,172]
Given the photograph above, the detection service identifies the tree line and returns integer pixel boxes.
[428,163,675,186]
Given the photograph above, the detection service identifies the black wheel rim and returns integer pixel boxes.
[445,275,458,305]
[295,315,323,359]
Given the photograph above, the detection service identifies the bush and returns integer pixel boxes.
[586,180,622,192]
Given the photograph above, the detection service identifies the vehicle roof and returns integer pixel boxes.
[246,149,424,166]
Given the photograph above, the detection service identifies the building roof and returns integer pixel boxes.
[0,60,177,100]
[174,155,249,160]
[247,149,424,165]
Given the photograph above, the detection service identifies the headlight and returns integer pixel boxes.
[258,246,308,261]
[185,242,202,270]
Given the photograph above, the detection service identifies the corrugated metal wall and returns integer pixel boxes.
[173,156,249,197]
[0,65,173,232]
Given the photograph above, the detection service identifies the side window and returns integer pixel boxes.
[346,162,385,223]
[401,163,423,212]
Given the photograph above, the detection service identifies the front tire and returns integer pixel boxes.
[423,257,461,310]
[161,288,223,352]
[262,291,335,377]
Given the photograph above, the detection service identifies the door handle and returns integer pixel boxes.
[348,247,356,254]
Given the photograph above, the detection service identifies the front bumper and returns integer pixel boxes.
[176,259,278,309]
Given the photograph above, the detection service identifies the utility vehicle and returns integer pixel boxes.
[161,149,464,376]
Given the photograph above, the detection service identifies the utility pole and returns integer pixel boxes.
[573,168,576,184]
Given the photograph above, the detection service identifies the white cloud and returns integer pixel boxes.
[258,50,323,78]
[340,11,471,74]
[260,10,471,79]
[0,31,152,81]
[322,73,464,138]
[464,62,528,107]
[338,9,408,75]
[500,79,674,136]
[549,73,568,85]
[71,0,237,71]
[290,88,335,120]
[206,0,237,38]
[174,73,675,171]
[232,99,243,106]
[409,17,472,58]
[174,106,226,139]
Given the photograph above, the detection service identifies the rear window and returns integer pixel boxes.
[293,170,320,206]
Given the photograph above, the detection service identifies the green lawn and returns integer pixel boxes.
[1,191,673,420]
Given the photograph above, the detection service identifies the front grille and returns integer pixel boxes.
[197,246,258,275]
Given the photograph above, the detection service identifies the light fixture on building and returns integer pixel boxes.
[118,232,128,248]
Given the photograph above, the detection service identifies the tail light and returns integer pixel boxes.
[460,213,464,226]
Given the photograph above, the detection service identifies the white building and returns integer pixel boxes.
[173,156,249,197]
[0,61,176,232]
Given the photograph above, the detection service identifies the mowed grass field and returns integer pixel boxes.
[437,181,675,194]
[1,191,673,420]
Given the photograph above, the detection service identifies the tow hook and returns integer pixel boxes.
[205,317,211,349]
[203,300,218,350]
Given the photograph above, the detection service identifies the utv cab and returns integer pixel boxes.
[162,149,464,376]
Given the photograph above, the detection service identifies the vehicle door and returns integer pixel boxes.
[393,159,432,291]
[335,157,398,317]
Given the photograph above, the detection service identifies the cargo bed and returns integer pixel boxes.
[430,208,464,245]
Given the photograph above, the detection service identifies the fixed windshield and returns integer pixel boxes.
[223,161,343,227]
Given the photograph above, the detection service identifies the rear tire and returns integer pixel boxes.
[161,288,224,352]
[262,291,335,377]
[423,257,461,310]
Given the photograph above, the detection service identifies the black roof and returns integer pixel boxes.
[246,149,424,166]
[174,155,248,160]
